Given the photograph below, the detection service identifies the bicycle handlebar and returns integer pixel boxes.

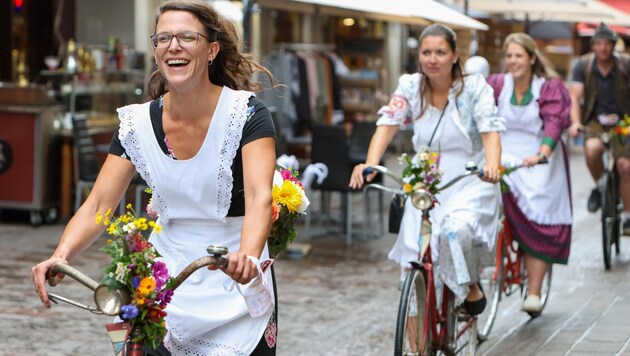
[46,244,228,316]
[49,262,100,291]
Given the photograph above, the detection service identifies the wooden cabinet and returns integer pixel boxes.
[336,37,384,122]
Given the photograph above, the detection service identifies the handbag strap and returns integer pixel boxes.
[427,99,449,148]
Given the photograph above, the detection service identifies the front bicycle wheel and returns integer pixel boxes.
[477,245,504,342]
[395,267,432,356]
[601,172,618,270]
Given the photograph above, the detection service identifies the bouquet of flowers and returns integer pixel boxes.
[269,166,310,257]
[399,145,443,201]
[609,114,630,145]
[96,205,173,349]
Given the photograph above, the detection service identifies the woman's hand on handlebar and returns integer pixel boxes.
[349,163,377,189]
[481,164,501,184]
[568,122,583,138]
[208,251,258,285]
[31,256,67,308]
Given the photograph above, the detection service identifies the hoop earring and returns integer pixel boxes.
[208,59,213,66]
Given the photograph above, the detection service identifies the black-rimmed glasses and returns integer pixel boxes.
[150,31,211,49]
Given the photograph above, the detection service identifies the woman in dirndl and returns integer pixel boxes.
[487,32,572,314]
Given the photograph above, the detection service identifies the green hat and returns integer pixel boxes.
[591,22,618,43]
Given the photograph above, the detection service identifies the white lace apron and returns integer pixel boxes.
[117,87,274,355]
[498,74,572,225]
[388,101,501,300]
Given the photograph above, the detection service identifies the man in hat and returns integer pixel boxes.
[568,22,630,235]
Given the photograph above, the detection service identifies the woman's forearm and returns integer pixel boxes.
[240,197,272,258]
[481,131,501,167]
[366,125,399,165]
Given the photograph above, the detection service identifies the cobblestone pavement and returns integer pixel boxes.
[1,148,630,355]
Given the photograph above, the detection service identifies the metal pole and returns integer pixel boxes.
[242,0,255,52]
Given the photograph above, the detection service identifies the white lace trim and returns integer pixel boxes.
[167,326,248,356]
[216,92,250,220]
[117,105,170,222]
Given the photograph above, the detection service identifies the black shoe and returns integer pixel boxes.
[587,188,601,213]
[463,283,486,316]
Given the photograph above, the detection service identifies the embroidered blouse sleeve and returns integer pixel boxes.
[469,73,505,133]
[538,78,571,150]
[375,74,416,126]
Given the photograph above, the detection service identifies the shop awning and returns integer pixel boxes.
[257,0,489,30]
[576,22,630,37]
[467,0,630,26]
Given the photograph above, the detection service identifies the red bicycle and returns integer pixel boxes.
[365,162,482,356]
[46,245,228,355]
[476,163,552,341]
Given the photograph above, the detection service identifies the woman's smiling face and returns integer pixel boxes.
[153,10,216,90]
[504,42,533,81]
[418,35,458,82]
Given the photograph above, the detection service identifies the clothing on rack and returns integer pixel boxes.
[258,44,345,137]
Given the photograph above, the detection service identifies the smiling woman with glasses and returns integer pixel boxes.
[31,1,279,356]
[150,31,217,49]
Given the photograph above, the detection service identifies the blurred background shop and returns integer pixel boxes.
[1,0,630,227]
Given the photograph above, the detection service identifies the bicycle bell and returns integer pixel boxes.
[411,189,433,210]
[207,245,228,256]
[94,284,131,316]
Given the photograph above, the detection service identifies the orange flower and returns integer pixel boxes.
[137,276,156,296]
[271,203,281,223]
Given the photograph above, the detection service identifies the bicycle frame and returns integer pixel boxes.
[495,219,526,297]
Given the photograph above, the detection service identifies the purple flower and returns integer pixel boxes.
[121,304,139,320]
[132,276,140,289]
[157,289,174,306]
[152,261,170,289]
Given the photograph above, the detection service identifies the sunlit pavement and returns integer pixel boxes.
[1,144,629,355]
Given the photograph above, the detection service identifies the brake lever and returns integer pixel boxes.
[47,292,104,314]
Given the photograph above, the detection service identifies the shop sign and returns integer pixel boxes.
[0,139,12,174]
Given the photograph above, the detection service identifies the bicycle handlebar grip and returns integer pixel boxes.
[362,167,373,178]
[48,262,99,291]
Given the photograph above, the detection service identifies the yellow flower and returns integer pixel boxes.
[95,213,103,224]
[103,208,113,225]
[428,152,438,163]
[134,218,148,231]
[622,127,629,136]
[107,224,117,235]
[153,224,162,233]
[107,239,113,244]
[404,183,412,193]
[137,276,156,296]
[126,203,133,210]
[272,180,303,214]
